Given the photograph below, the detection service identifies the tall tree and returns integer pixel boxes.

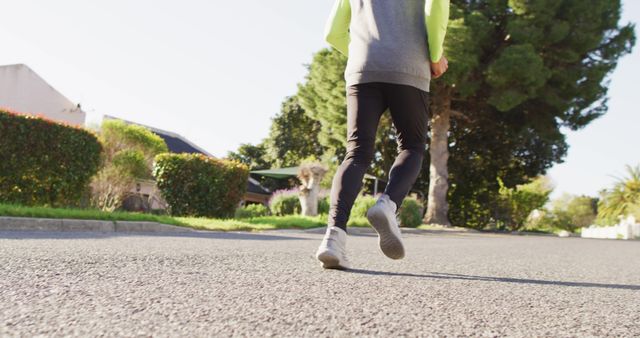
[226,142,270,170]
[263,95,325,168]
[422,0,635,225]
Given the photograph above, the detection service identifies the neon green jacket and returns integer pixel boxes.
[324,0,450,63]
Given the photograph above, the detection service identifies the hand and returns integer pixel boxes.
[430,56,449,79]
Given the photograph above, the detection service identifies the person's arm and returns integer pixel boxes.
[324,0,351,57]
[425,0,450,63]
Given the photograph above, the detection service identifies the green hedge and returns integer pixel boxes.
[0,110,102,206]
[153,153,249,218]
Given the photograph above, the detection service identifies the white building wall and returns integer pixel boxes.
[581,216,640,240]
[0,64,85,126]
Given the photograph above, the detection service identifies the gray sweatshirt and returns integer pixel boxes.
[345,0,431,92]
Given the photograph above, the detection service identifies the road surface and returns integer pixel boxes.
[1,228,639,337]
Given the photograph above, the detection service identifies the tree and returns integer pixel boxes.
[597,164,640,225]
[297,50,349,163]
[541,194,598,232]
[296,0,634,229]
[421,0,635,226]
[226,142,270,171]
[495,176,553,231]
[263,96,325,168]
[91,120,168,211]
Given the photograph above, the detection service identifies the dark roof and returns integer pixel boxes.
[153,131,203,155]
[103,115,271,196]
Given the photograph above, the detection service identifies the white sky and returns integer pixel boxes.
[0,0,638,199]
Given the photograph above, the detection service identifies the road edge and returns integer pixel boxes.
[0,216,195,233]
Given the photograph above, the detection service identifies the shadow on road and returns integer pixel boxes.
[346,269,640,290]
[0,231,310,241]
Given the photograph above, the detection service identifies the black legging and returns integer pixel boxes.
[327,81,430,231]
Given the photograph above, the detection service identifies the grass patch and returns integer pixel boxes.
[0,203,376,232]
[0,203,183,226]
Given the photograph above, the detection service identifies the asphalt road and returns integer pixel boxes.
[1,228,639,337]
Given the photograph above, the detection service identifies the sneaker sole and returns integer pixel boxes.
[367,206,405,260]
[316,251,349,270]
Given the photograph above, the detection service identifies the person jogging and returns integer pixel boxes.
[315,0,450,269]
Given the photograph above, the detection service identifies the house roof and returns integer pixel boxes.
[103,115,271,195]
[103,115,214,157]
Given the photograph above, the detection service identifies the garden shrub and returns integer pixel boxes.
[153,153,249,218]
[91,120,168,211]
[268,188,301,216]
[494,177,552,231]
[235,203,270,219]
[352,193,423,227]
[351,194,377,218]
[318,196,330,214]
[399,196,423,227]
[0,110,102,206]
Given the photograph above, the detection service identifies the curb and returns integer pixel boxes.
[0,216,194,233]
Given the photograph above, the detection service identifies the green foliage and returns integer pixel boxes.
[226,142,270,170]
[351,194,377,218]
[351,194,423,227]
[263,96,325,168]
[100,120,167,155]
[0,110,102,207]
[532,194,597,232]
[111,150,148,179]
[99,120,168,178]
[399,196,423,228]
[268,189,301,216]
[234,203,270,219]
[495,176,553,231]
[153,153,249,218]
[91,120,168,211]
[486,44,551,111]
[297,49,349,159]
[596,164,640,225]
[292,0,635,230]
[318,196,330,214]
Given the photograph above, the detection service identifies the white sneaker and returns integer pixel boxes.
[366,194,405,259]
[315,226,351,269]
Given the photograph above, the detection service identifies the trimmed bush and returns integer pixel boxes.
[153,153,249,218]
[268,188,301,216]
[235,203,270,219]
[0,110,102,206]
[399,196,423,227]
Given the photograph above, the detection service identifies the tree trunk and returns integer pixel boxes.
[299,182,319,216]
[297,163,328,216]
[424,89,452,226]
